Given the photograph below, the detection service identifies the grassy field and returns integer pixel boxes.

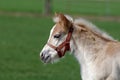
[0,0,44,13]
[0,0,120,16]
[0,0,120,80]
[53,0,120,16]
[0,15,120,80]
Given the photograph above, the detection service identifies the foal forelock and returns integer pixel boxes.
[53,14,73,23]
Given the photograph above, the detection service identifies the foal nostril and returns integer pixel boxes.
[40,50,51,63]
[45,55,50,61]
[40,52,44,60]
[41,52,44,57]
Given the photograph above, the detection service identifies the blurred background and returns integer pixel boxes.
[0,0,120,80]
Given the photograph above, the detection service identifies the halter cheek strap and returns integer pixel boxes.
[47,27,74,58]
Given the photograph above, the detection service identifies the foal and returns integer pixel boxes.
[40,13,120,80]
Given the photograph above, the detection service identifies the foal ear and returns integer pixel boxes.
[55,13,73,32]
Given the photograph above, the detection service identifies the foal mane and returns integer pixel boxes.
[74,18,115,41]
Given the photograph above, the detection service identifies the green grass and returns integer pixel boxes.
[0,0,120,80]
[0,0,44,13]
[95,21,120,40]
[0,15,120,80]
[53,0,120,16]
[0,0,120,16]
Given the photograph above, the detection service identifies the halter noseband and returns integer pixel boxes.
[47,27,74,58]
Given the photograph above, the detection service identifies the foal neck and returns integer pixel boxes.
[71,25,112,64]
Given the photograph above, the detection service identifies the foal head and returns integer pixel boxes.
[40,13,73,63]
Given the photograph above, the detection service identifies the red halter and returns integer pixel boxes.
[47,27,74,58]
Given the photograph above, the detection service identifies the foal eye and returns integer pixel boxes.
[54,34,61,38]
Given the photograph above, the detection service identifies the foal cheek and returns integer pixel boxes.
[50,50,58,58]
[45,44,57,55]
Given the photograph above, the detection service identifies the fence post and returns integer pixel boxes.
[105,0,110,16]
[44,0,52,15]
